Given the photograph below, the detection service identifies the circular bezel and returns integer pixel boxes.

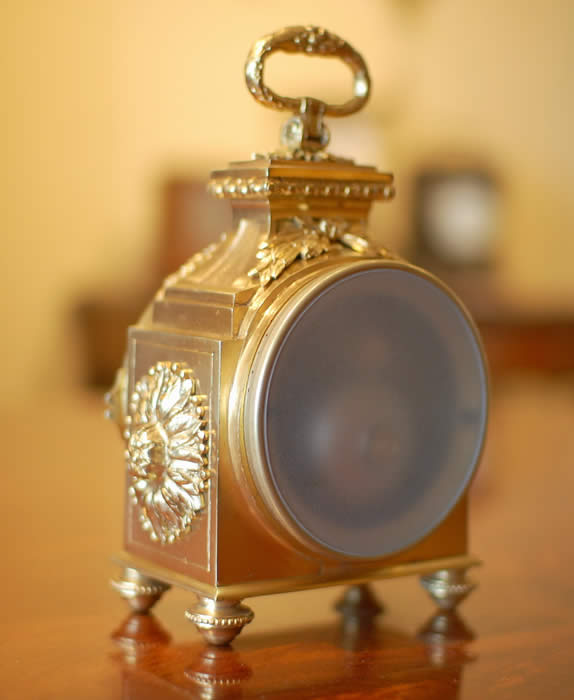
[237,258,489,560]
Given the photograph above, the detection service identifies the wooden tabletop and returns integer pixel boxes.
[1,376,573,698]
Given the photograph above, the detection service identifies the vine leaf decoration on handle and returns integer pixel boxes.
[124,361,211,544]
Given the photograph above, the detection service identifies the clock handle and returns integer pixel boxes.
[244,26,371,154]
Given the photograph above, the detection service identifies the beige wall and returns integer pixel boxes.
[1,0,573,399]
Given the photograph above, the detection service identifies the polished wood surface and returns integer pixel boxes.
[2,377,574,697]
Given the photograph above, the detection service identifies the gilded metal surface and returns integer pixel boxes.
[124,361,211,544]
[207,175,394,201]
[245,26,370,156]
[186,597,254,646]
[420,568,477,610]
[160,232,228,293]
[110,567,170,613]
[114,550,480,601]
[246,216,398,287]
[245,26,369,116]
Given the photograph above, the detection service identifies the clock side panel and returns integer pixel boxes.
[122,327,220,586]
[216,436,324,586]
[216,461,471,590]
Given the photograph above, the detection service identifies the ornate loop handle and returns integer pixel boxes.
[245,26,370,118]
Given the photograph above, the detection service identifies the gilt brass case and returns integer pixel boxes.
[108,26,488,645]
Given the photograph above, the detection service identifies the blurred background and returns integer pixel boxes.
[1,0,573,397]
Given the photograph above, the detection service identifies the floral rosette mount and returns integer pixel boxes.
[124,361,211,544]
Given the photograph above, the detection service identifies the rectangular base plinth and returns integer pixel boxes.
[113,550,481,601]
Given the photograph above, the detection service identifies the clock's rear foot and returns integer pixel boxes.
[335,583,384,620]
[186,597,254,646]
[111,567,171,613]
[420,568,476,610]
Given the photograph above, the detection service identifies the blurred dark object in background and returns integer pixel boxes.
[75,178,231,386]
[411,159,499,271]
[409,158,574,378]
[75,297,139,388]
[155,178,231,282]
[479,313,574,376]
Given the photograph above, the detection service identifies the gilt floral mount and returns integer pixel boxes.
[124,361,211,544]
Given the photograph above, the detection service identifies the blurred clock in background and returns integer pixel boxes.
[413,165,500,269]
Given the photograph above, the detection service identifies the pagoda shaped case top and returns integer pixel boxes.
[107,26,488,645]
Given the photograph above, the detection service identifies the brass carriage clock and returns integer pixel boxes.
[107,26,488,645]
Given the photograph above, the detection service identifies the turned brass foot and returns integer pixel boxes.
[185,597,254,646]
[420,568,476,611]
[111,567,171,613]
[335,583,384,619]
[334,584,383,651]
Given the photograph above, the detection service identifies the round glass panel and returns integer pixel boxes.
[262,267,487,558]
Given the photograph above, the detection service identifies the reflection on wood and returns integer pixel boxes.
[113,610,473,699]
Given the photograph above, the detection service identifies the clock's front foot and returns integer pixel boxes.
[420,568,476,611]
[186,597,254,646]
[110,567,171,613]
